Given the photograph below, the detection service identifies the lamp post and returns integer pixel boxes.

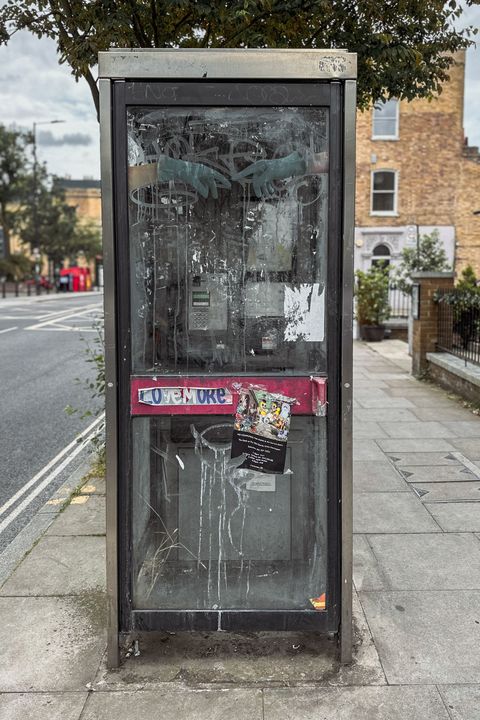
[32,119,64,288]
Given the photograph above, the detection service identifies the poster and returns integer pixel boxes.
[231,388,294,474]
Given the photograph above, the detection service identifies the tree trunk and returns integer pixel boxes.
[0,203,11,258]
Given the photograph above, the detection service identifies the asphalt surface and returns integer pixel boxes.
[0,292,104,552]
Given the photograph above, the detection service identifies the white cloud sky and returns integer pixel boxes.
[0,12,478,180]
[0,32,99,179]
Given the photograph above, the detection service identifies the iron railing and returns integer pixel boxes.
[388,285,411,319]
[436,289,480,366]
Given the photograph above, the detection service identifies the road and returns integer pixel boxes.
[0,292,104,553]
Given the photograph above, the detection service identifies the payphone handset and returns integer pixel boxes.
[188,273,228,332]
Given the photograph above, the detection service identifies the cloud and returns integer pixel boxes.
[37,130,93,147]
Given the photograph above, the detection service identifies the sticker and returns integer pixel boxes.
[245,474,276,492]
[231,388,294,474]
[138,386,232,407]
[284,284,325,342]
[261,335,277,351]
[309,593,326,611]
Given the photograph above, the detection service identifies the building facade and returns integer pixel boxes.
[355,50,480,277]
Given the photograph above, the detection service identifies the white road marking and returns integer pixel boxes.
[0,326,18,334]
[0,414,105,522]
[25,305,102,331]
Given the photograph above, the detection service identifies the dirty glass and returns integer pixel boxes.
[131,415,327,612]
[127,106,329,374]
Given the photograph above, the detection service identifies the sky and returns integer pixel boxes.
[0,8,479,181]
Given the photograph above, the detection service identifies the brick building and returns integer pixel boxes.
[355,50,480,277]
[56,178,102,227]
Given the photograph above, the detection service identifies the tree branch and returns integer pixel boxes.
[151,0,159,46]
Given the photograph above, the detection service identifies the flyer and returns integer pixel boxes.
[231,388,295,474]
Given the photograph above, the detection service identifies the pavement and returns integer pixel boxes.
[1,339,480,719]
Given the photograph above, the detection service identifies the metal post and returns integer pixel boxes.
[100,78,120,668]
[340,79,356,664]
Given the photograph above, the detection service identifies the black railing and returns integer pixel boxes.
[1,281,53,298]
[436,289,480,366]
[388,285,411,319]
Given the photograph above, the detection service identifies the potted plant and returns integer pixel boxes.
[355,266,390,341]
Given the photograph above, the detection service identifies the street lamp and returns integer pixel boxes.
[32,119,65,287]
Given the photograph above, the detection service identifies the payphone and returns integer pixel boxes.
[100,49,356,667]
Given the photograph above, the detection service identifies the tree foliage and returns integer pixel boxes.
[0,253,33,281]
[0,1,478,116]
[354,265,391,326]
[0,123,102,269]
[393,229,451,295]
[0,125,33,257]
[19,174,102,265]
[456,264,480,292]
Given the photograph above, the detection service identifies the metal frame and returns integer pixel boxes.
[99,48,356,81]
[99,78,120,668]
[340,79,356,663]
[100,49,356,667]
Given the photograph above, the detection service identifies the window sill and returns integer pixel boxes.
[369,211,399,217]
[371,136,399,142]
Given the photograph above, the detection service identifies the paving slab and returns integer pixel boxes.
[379,422,452,439]
[353,535,386,592]
[364,533,480,590]
[0,596,106,691]
[337,590,386,686]
[424,502,480,532]
[441,421,480,437]
[353,462,408,493]
[0,535,105,596]
[82,689,263,720]
[353,421,388,439]
[359,590,480,684]
[354,408,418,423]
[0,692,87,720]
[439,684,480,720]
[353,440,386,462]
[377,438,456,453]
[410,407,477,422]
[363,373,408,381]
[353,492,440,534]
[397,465,475,483]
[82,477,106,495]
[412,481,480,502]
[354,395,416,409]
[354,380,389,389]
[382,377,423,387]
[386,452,463,466]
[450,438,480,458]
[385,389,459,406]
[46,495,106,536]
[263,685,450,720]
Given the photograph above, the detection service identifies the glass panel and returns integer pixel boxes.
[373,171,395,191]
[127,106,329,375]
[372,191,395,212]
[373,118,397,137]
[372,244,391,256]
[372,99,398,137]
[131,415,327,611]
